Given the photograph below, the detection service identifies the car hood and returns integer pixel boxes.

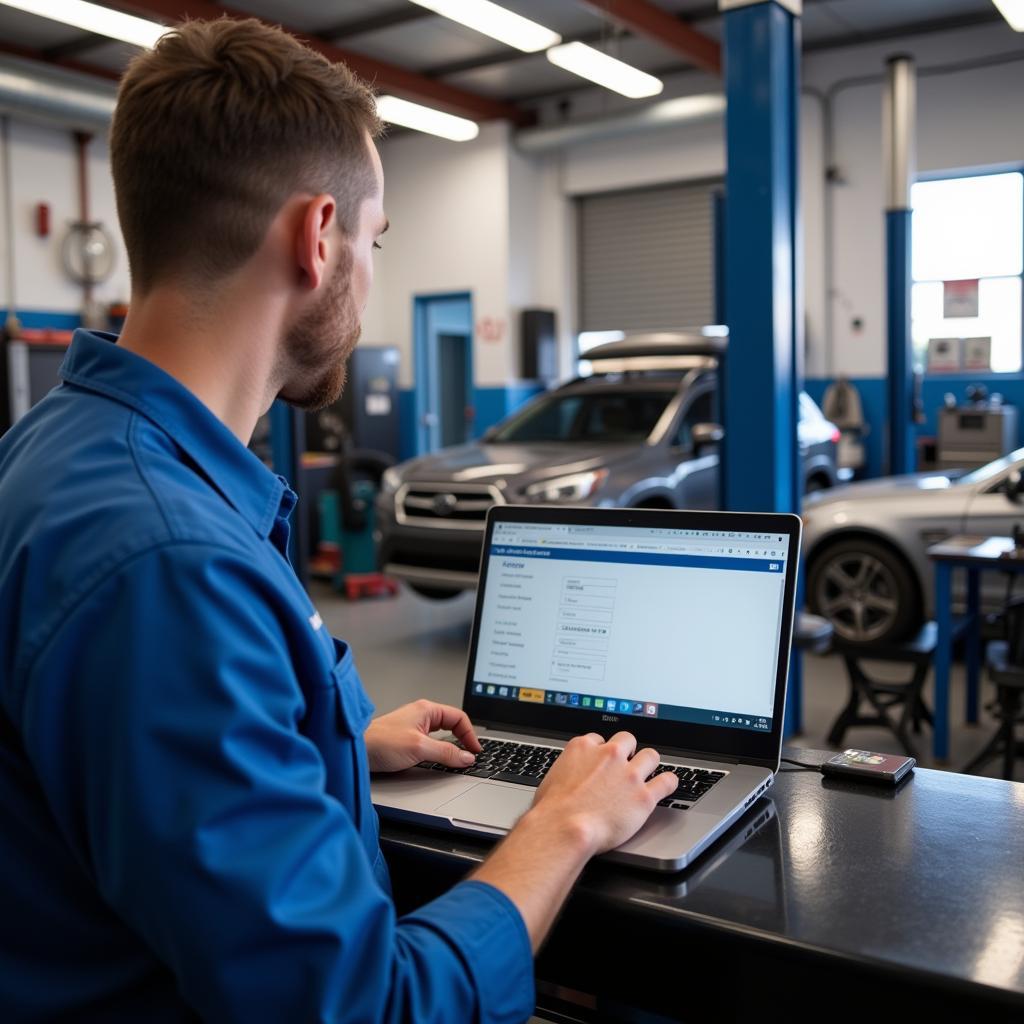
[396,442,638,487]
[804,470,964,508]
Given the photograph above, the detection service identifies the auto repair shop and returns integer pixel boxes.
[1,1,1023,1021]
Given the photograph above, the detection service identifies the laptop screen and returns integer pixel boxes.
[467,518,792,735]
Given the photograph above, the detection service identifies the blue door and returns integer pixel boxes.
[414,293,473,454]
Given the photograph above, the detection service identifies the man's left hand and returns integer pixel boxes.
[364,699,483,773]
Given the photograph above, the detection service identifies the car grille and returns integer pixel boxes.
[396,482,503,530]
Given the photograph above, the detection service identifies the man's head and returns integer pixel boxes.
[110,18,386,409]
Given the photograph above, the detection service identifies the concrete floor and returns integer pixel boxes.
[313,581,1021,782]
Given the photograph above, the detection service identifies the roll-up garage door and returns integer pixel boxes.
[577,180,720,333]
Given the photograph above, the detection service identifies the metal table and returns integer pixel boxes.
[927,535,1024,761]
[379,748,1024,1021]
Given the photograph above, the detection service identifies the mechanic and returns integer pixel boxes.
[0,18,678,1022]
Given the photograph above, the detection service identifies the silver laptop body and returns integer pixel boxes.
[372,506,801,872]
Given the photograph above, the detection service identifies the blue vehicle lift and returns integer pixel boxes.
[884,55,917,476]
[720,0,803,734]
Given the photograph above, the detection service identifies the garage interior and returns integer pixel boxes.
[2,0,1024,1019]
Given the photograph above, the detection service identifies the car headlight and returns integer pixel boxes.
[381,466,403,494]
[524,469,608,503]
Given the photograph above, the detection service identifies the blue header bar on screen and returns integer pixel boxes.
[490,544,784,573]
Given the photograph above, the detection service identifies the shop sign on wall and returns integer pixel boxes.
[476,316,506,343]
[927,337,960,373]
[942,279,979,319]
[926,336,993,373]
[962,336,992,371]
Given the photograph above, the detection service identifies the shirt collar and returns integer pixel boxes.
[59,330,294,539]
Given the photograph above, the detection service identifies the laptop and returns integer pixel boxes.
[371,505,801,872]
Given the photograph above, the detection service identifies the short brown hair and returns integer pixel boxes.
[110,18,382,293]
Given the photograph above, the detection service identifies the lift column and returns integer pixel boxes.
[720,0,801,514]
[884,54,917,475]
[720,0,803,733]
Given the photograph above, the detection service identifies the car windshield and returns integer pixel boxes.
[490,391,672,443]
[958,448,1024,486]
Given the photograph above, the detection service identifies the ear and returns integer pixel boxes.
[295,194,337,291]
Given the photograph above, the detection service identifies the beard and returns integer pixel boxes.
[278,257,361,412]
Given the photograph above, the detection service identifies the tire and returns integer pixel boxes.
[407,583,464,601]
[804,474,831,495]
[808,537,921,645]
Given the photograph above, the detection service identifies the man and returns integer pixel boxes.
[0,19,677,1023]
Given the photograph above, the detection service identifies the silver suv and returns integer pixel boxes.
[376,332,838,598]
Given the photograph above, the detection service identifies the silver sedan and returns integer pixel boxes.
[803,449,1024,644]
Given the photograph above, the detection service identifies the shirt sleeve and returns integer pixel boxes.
[18,542,535,1024]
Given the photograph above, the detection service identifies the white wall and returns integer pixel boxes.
[361,120,512,388]
[1,119,129,316]
[1,17,1021,391]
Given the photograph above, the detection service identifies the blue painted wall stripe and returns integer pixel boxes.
[1,309,82,330]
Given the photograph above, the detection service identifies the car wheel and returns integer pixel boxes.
[804,474,831,494]
[808,538,921,645]
[408,583,464,601]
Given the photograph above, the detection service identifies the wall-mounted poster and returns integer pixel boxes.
[962,336,993,371]
[943,279,980,318]
[927,337,960,373]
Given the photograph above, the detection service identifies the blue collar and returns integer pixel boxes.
[59,330,294,539]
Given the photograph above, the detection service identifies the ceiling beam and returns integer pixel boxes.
[575,0,720,76]
[425,5,723,81]
[0,41,121,81]
[41,33,111,61]
[104,0,530,122]
[316,8,434,43]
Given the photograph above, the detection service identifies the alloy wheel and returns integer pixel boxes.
[813,550,900,643]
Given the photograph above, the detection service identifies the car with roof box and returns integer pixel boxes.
[376,330,839,598]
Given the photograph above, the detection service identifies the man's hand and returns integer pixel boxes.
[529,731,678,854]
[472,731,677,951]
[364,699,482,774]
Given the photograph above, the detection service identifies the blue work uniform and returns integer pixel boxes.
[0,330,534,1023]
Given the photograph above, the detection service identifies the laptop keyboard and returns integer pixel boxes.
[416,737,728,809]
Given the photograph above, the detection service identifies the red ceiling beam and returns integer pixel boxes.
[106,0,531,123]
[0,41,121,81]
[577,0,721,76]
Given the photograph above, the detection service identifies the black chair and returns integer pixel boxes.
[961,600,1024,780]
[827,622,936,758]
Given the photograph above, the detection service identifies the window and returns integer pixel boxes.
[675,390,715,448]
[911,171,1023,373]
[491,391,672,444]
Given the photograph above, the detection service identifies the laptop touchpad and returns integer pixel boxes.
[436,783,535,831]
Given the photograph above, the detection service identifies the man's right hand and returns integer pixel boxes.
[471,730,678,952]
[530,731,679,855]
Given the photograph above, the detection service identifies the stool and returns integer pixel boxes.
[960,644,1024,781]
[795,612,834,655]
[827,622,936,759]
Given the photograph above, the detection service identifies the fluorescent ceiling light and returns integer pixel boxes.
[547,42,663,99]
[408,0,560,52]
[1,0,166,48]
[993,0,1024,30]
[376,95,479,142]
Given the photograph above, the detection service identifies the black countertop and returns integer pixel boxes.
[379,748,1024,1021]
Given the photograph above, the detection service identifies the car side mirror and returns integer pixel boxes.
[692,422,724,453]
[1005,468,1024,505]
